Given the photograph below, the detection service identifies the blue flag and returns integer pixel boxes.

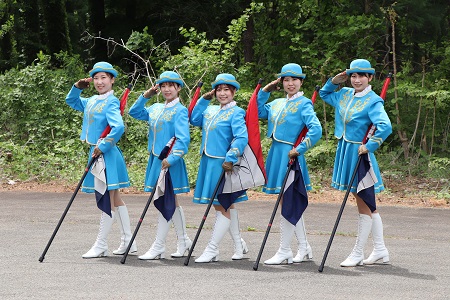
[281,158,308,225]
[357,153,377,212]
[217,172,247,211]
[91,155,112,217]
[153,169,176,221]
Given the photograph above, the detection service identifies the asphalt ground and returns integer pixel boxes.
[1,191,449,299]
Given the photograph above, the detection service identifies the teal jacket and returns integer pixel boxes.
[190,98,248,164]
[319,78,392,152]
[65,86,124,154]
[129,95,190,166]
[257,90,322,155]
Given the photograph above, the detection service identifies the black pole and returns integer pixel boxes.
[120,184,158,264]
[39,157,97,262]
[253,162,293,271]
[184,170,226,266]
[318,155,362,272]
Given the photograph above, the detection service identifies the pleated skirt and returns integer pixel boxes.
[262,140,312,194]
[144,153,190,194]
[193,154,248,205]
[81,145,130,193]
[332,139,385,193]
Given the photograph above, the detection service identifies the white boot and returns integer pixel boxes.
[229,208,249,260]
[363,213,390,264]
[171,206,192,257]
[138,213,170,260]
[82,211,115,258]
[340,214,372,267]
[113,206,137,255]
[195,211,231,263]
[264,216,294,265]
[293,216,313,263]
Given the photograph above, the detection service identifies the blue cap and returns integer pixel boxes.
[346,59,375,75]
[156,71,184,87]
[89,62,118,78]
[211,73,240,90]
[277,63,306,79]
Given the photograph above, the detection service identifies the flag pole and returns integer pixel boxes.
[184,170,226,266]
[39,157,97,262]
[253,159,294,271]
[253,86,320,271]
[39,83,132,263]
[318,125,374,272]
[121,138,176,264]
[318,73,392,272]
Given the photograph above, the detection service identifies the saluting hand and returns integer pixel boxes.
[288,148,300,159]
[331,71,348,85]
[75,77,93,89]
[202,89,215,100]
[262,78,281,92]
[143,85,159,98]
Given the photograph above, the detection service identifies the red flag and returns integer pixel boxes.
[217,79,266,204]
[188,82,203,119]
[244,78,267,182]
[100,84,132,138]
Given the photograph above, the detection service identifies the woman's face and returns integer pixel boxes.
[93,72,114,95]
[282,76,302,97]
[159,82,180,102]
[350,73,372,93]
[215,84,235,107]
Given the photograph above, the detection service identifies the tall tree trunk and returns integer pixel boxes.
[430,96,436,156]
[388,7,409,159]
[88,0,107,61]
[243,15,255,63]
[39,0,72,55]
[0,0,15,70]
[409,56,427,150]
[21,0,42,64]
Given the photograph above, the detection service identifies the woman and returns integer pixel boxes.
[65,61,135,258]
[319,59,392,267]
[129,71,191,260]
[190,73,249,263]
[257,63,322,265]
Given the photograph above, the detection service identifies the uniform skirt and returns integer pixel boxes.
[144,153,190,194]
[81,145,130,193]
[193,154,248,205]
[263,140,312,194]
[332,138,385,193]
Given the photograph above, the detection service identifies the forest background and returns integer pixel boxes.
[0,0,449,203]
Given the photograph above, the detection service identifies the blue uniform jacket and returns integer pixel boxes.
[65,86,124,154]
[257,90,322,155]
[319,78,392,152]
[190,98,248,164]
[129,95,190,166]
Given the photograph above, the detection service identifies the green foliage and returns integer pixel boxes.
[1,0,450,190]
[304,140,337,171]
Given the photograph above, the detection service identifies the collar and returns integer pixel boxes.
[287,91,304,101]
[221,101,236,110]
[97,90,114,100]
[354,85,372,97]
[165,97,180,108]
